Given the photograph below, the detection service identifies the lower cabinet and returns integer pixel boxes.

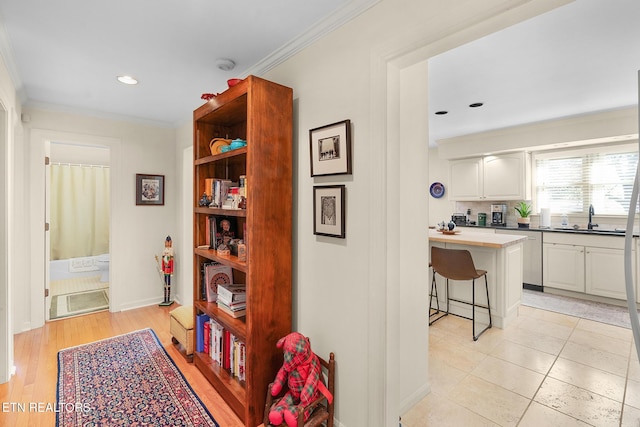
[585,247,629,300]
[543,243,585,292]
[543,233,636,301]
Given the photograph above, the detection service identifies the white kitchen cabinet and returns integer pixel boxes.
[543,232,635,301]
[448,152,529,201]
[448,157,483,200]
[483,153,529,200]
[585,247,628,300]
[543,243,585,292]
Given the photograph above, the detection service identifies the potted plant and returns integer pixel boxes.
[515,201,532,228]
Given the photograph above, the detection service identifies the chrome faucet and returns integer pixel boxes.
[588,204,598,230]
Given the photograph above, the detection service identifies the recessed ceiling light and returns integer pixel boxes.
[469,102,484,108]
[117,75,138,85]
[435,110,448,115]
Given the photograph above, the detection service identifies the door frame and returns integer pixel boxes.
[29,129,120,329]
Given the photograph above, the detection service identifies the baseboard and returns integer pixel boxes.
[118,297,164,312]
[399,383,431,416]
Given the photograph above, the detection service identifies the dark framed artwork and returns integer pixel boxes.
[309,119,352,176]
[313,185,345,238]
[136,174,165,206]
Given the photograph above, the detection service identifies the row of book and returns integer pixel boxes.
[204,178,246,210]
[196,314,246,381]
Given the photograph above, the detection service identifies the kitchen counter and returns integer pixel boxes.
[458,224,635,237]
[429,229,525,328]
[429,228,527,248]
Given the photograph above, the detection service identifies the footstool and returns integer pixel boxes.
[170,305,194,362]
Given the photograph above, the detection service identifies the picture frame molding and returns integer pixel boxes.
[309,119,352,177]
[313,185,346,238]
[136,173,165,206]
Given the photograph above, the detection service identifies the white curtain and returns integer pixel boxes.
[50,164,110,260]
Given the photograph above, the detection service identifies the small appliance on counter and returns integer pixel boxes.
[451,214,467,226]
[477,213,487,226]
[491,204,507,226]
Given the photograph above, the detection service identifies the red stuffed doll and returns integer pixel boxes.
[268,332,333,427]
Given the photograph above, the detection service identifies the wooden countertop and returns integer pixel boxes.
[429,229,527,248]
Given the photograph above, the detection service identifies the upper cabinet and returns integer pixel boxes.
[448,152,530,201]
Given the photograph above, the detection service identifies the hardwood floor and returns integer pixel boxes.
[0,304,244,427]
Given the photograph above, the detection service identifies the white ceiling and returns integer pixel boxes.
[0,0,637,138]
[428,0,640,146]
[0,0,376,126]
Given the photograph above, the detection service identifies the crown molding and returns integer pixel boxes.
[244,0,380,77]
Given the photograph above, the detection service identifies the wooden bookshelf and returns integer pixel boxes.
[192,76,292,426]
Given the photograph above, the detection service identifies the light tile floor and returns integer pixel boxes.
[402,305,640,427]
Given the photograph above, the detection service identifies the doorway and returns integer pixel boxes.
[46,142,111,320]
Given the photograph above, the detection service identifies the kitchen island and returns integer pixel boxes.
[429,229,527,328]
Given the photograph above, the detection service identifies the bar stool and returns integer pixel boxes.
[428,261,447,325]
[430,246,492,340]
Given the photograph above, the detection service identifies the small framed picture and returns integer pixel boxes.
[136,174,165,206]
[313,185,346,238]
[309,119,352,176]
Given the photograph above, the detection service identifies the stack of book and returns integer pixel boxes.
[216,284,247,318]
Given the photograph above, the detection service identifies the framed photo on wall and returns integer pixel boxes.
[313,185,346,238]
[309,119,352,176]
[136,174,165,206]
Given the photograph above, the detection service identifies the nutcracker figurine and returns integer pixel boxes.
[159,235,175,306]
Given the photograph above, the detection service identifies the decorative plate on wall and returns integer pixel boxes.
[429,182,445,198]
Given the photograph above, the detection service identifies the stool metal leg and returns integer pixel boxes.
[429,268,447,325]
[472,275,492,341]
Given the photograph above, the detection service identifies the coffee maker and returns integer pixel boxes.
[491,204,507,226]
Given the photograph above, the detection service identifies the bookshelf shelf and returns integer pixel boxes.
[192,76,292,426]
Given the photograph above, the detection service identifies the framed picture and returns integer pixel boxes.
[309,119,352,176]
[136,174,165,206]
[313,185,346,238]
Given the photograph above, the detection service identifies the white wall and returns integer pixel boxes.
[18,108,178,331]
[262,0,569,424]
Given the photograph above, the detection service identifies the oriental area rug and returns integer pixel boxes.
[56,328,218,427]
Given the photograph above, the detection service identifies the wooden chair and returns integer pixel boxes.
[430,246,492,340]
[263,352,335,427]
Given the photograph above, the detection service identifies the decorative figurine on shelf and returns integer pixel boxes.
[199,192,211,207]
[156,235,175,306]
[268,332,333,427]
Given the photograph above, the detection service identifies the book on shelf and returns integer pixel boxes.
[210,179,233,208]
[217,300,247,318]
[196,313,210,353]
[217,284,246,304]
[203,262,233,302]
[203,320,211,355]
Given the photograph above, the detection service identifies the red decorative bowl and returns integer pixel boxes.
[227,78,242,88]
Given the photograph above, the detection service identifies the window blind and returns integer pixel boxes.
[534,143,638,215]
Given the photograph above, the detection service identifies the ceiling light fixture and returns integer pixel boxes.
[117,75,138,85]
[469,102,484,108]
[435,110,448,115]
[216,58,236,71]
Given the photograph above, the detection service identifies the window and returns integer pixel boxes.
[534,143,638,215]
